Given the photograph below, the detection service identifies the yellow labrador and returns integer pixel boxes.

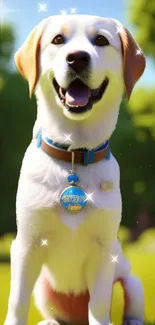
[4,15,145,325]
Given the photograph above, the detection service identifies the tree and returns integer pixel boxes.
[111,98,155,230]
[128,0,155,58]
[0,72,36,235]
[0,24,15,72]
[0,24,36,235]
[122,0,155,233]
[128,87,155,137]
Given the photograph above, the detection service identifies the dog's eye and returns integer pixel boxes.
[52,34,65,45]
[95,35,109,46]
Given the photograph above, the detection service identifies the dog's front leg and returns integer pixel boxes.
[4,235,43,325]
[86,240,117,325]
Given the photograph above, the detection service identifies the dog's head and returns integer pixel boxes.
[15,15,145,144]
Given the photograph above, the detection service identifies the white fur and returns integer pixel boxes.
[4,15,144,325]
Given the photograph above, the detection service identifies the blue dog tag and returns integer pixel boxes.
[59,151,88,213]
[60,185,88,213]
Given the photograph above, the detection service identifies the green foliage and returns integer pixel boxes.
[128,0,155,58]
[0,74,5,94]
[124,0,155,228]
[0,71,36,234]
[0,24,15,72]
[111,99,155,228]
[128,88,155,136]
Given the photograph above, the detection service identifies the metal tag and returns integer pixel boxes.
[60,185,88,213]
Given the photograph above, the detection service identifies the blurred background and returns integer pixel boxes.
[0,0,155,324]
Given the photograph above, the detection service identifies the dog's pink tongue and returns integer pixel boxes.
[65,79,91,106]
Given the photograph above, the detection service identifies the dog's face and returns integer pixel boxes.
[39,15,127,121]
[15,15,145,139]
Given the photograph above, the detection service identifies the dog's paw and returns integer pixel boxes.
[122,317,143,325]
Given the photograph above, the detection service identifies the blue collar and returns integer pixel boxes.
[37,129,111,166]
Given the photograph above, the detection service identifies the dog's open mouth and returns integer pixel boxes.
[53,77,109,113]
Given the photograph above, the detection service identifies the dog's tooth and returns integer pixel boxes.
[59,87,65,99]
[67,103,79,108]
[67,102,73,107]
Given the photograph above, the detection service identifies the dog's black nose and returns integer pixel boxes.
[66,51,90,73]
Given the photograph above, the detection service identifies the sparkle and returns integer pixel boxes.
[63,133,72,143]
[41,239,48,246]
[38,3,47,12]
[84,189,99,208]
[60,9,67,15]
[86,192,95,202]
[115,25,124,35]
[0,1,20,34]
[136,49,142,56]
[70,8,77,14]
[111,255,119,263]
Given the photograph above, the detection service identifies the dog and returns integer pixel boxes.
[4,15,146,325]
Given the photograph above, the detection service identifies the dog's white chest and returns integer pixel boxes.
[36,207,119,294]
[16,141,122,241]
[16,141,122,295]
[17,141,121,209]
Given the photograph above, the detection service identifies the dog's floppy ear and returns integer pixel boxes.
[113,21,146,99]
[15,19,48,98]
